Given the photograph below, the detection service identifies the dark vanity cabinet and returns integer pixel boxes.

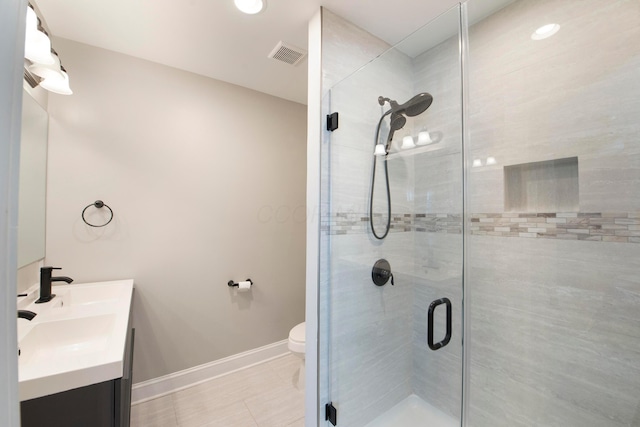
[20,325,135,427]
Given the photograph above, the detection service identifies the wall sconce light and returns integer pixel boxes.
[394,130,437,152]
[472,159,483,167]
[24,6,54,65]
[374,143,387,156]
[24,5,72,95]
[28,51,72,95]
[401,135,416,150]
[39,67,72,95]
[28,50,62,80]
[417,130,433,145]
[486,157,497,165]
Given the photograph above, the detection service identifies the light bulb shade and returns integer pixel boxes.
[472,159,483,167]
[28,53,63,80]
[25,29,54,64]
[234,0,265,14]
[401,135,416,150]
[486,157,497,165]
[39,70,72,95]
[374,143,387,156]
[417,130,433,145]
[26,7,38,33]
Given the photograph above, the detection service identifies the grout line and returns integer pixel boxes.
[241,399,260,427]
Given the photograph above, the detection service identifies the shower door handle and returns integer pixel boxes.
[428,297,452,351]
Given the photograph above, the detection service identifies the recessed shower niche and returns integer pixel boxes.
[504,157,579,212]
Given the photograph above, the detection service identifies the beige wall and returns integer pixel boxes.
[16,260,41,294]
[45,39,307,382]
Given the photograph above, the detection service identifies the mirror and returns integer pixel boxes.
[17,89,48,268]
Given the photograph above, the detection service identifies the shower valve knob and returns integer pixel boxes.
[372,259,393,286]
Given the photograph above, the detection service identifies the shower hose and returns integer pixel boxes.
[369,112,392,240]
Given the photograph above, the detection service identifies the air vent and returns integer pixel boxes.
[268,41,307,66]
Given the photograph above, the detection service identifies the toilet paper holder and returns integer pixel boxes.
[227,279,253,288]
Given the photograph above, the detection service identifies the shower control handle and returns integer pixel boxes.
[428,297,452,351]
[372,259,394,286]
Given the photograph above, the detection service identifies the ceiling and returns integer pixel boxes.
[33,0,503,105]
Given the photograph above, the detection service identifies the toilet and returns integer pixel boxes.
[288,322,305,390]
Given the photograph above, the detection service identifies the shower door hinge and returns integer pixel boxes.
[325,402,337,426]
[326,112,339,131]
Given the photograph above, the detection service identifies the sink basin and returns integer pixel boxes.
[54,281,129,308]
[19,314,116,366]
[18,279,134,402]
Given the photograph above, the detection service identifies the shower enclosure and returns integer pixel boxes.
[318,1,640,426]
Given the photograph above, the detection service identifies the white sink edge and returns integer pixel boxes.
[18,279,134,401]
[19,359,123,402]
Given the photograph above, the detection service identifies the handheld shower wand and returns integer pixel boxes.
[369,92,433,239]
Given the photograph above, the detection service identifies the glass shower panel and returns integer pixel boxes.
[320,6,464,426]
[465,0,640,426]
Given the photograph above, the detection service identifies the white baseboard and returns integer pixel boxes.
[131,340,289,405]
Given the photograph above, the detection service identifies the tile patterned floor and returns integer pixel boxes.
[131,353,305,427]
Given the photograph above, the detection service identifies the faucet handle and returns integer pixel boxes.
[41,266,62,273]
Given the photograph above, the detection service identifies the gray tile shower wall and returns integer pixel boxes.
[320,9,416,427]
[328,233,414,427]
[412,232,463,418]
[409,20,466,420]
[467,235,640,427]
[321,5,466,425]
[464,0,640,425]
[467,0,640,214]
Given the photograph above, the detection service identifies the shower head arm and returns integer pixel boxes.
[378,96,400,112]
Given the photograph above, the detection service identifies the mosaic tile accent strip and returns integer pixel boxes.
[320,212,368,235]
[323,211,640,243]
[321,213,461,235]
[414,213,462,234]
[470,212,640,243]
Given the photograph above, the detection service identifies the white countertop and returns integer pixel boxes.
[17,279,134,401]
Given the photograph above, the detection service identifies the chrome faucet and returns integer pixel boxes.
[35,266,73,304]
[17,310,37,320]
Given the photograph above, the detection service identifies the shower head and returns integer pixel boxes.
[384,112,406,149]
[402,92,433,117]
[374,92,433,158]
[378,92,433,118]
[389,112,407,132]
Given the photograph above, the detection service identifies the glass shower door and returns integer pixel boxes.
[319,5,465,426]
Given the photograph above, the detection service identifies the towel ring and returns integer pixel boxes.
[82,200,114,227]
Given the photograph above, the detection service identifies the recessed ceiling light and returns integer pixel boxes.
[234,0,265,14]
[531,23,560,40]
